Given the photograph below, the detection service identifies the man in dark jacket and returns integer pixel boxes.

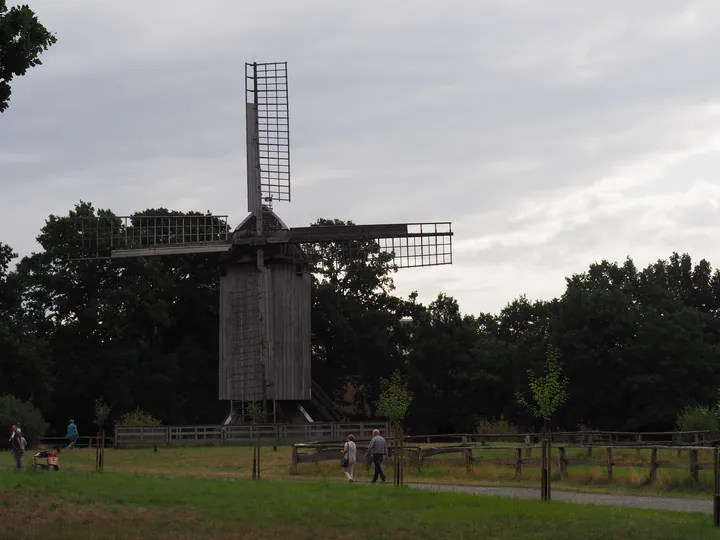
[366,429,388,484]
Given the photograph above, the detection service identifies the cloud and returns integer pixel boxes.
[3,0,720,314]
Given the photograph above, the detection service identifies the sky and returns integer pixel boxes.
[3,0,720,315]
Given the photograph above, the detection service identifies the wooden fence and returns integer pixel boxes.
[113,422,388,448]
[404,430,713,446]
[292,441,720,484]
[40,435,113,449]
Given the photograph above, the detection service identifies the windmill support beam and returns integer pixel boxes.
[109,242,230,258]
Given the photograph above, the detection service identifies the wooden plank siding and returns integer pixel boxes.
[266,261,311,401]
[218,263,263,401]
[218,248,311,402]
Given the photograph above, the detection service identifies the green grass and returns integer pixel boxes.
[20,444,717,500]
[0,469,717,539]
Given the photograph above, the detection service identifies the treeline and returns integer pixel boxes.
[1,202,719,435]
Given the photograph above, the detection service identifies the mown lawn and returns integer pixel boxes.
[0,469,716,539]
[24,444,718,499]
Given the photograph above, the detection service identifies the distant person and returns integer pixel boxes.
[9,425,23,469]
[17,428,27,452]
[342,434,357,483]
[366,428,388,484]
[67,419,78,449]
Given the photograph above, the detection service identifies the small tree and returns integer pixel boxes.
[515,345,569,430]
[677,405,718,442]
[377,371,412,486]
[93,398,111,430]
[515,345,568,502]
[246,401,263,479]
[0,394,47,446]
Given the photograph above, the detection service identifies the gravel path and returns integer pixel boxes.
[408,483,713,514]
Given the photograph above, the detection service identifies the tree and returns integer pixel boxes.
[377,371,412,486]
[309,218,407,415]
[247,401,263,479]
[0,394,47,445]
[93,398,111,430]
[0,1,57,112]
[515,344,569,429]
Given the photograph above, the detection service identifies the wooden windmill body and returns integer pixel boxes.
[70,62,454,424]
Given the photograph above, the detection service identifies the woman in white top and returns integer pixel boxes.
[343,434,357,483]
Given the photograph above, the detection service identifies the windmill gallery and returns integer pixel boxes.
[67,62,454,426]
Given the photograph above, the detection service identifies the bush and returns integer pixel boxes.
[675,405,718,442]
[476,416,518,435]
[115,408,162,427]
[0,394,48,446]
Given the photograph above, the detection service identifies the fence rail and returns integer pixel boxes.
[113,423,388,448]
[404,430,713,446]
[39,436,113,449]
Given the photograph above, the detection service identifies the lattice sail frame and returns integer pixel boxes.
[246,62,290,205]
[68,215,231,259]
[296,222,453,269]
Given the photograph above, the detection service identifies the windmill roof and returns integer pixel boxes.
[234,206,290,233]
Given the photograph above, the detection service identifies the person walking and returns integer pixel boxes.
[67,419,78,449]
[342,434,357,483]
[9,425,23,469]
[366,428,388,484]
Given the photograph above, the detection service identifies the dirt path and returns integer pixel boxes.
[408,483,713,514]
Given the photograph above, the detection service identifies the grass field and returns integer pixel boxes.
[0,469,717,539]
[14,444,717,499]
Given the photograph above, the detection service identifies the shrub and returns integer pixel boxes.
[675,405,718,442]
[115,408,162,427]
[476,416,518,435]
[0,394,48,446]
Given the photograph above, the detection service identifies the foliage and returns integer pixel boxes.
[115,409,162,428]
[476,416,518,435]
[7,199,720,435]
[675,405,718,442]
[93,398,111,430]
[515,345,569,422]
[377,371,412,428]
[0,1,57,112]
[0,394,47,445]
[246,401,264,425]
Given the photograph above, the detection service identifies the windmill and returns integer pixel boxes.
[68,62,454,424]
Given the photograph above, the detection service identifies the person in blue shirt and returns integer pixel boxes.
[67,419,78,449]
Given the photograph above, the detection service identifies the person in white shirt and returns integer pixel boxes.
[343,434,357,483]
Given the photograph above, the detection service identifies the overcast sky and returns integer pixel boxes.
[3,0,720,315]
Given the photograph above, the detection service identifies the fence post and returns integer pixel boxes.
[636,434,642,457]
[713,446,719,527]
[649,448,658,484]
[690,449,699,483]
[606,447,613,481]
[291,445,298,474]
[515,447,522,477]
[524,435,532,459]
[558,447,567,477]
[587,434,593,457]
